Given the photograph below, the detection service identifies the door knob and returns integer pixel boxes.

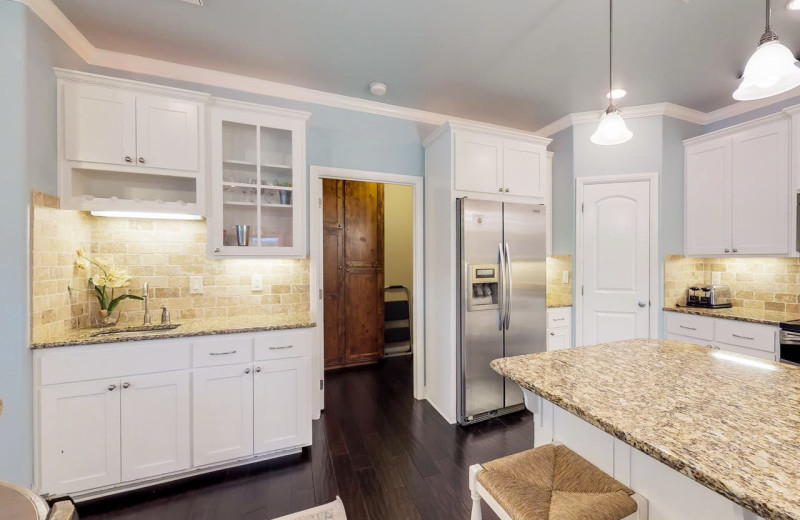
[638,301,647,308]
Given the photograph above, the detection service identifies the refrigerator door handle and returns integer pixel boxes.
[504,242,513,330]
[498,242,507,331]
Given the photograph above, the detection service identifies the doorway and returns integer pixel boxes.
[309,166,424,417]
[575,174,658,347]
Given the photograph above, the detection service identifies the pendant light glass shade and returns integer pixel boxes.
[591,106,633,145]
[733,40,800,100]
[733,0,800,100]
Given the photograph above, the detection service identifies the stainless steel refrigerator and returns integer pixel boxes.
[457,198,547,425]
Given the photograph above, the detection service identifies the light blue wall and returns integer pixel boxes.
[86,68,430,177]
[0,0,33,485]
[703,95,800,134]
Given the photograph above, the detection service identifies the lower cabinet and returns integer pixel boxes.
[664,311,778,361]
[193,364,254,467]
[547,307,572,351]
[35,329,313,497]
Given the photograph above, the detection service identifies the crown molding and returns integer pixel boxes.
[705,88,800,124]
[683,111,791,145]
[54,68,211,102]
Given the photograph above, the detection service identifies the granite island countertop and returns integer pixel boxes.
[31,312,316,349]
[492,339,800,520]
[664,305,800,325]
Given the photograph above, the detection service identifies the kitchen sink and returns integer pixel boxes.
[91,323,181,336]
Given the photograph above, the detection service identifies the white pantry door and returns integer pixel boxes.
[580,180,651,346]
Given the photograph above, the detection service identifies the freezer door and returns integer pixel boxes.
[458,198,505,422]
[503,202,547,407]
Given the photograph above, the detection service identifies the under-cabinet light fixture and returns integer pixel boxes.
[711,351,778,371]
[90,211,203,221]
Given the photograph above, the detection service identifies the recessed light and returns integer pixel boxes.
[369,82,388,96]
[788,0,800,10]
[606,89,627,99]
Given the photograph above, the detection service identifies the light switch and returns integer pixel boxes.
[561,270,570,284]
[189,276,204,294]
[251,274,263,291]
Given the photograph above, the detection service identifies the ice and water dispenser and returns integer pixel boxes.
[467,264,500,311]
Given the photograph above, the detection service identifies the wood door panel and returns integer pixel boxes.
[323,228,345,368]
[344,268,385,363]
[344,182,384,268]
[322,179,344,229]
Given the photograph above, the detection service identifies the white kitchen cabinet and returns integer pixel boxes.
[454,131,503,194]
[684,114,791,256]
[546,307,572,351]
[120,371,191,481]
[664,311,778,361]
[208,100,310,257]
[254,357,311,454]
[40,379,122,494]
[789,106,800,191]
[503,140,547,198]
[192,363,255,467]
[135,94,199,172]
[63,82,137,166]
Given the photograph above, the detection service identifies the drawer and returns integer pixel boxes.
[547,328,571,351]
[713,341,777,361]
[714,320,776,353]
[37,339,191,386]
[192,336,253,367]
[254,329,311,361]
[664,332,712,348]
[664,312,714,341]
[547,307,571,329]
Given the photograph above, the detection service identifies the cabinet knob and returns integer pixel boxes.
[214,247,221,253]
[549,332,555,336]
[138,157,146,164]
[256,367,262,373]
[124,156,132,163]
[732,248,738,253]
[498,188,503,193]
[108,384,116,391]
[338,266,342,270]
[122,382,130,389]
[245,368,251,374]
[505,188,510,193]
[724,248,730,253]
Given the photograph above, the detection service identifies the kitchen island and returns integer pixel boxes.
[492,339,800,520]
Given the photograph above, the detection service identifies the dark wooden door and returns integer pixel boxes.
[322,179,385,369]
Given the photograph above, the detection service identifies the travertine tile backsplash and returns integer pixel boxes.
[31,192,309,343]
[546,255,572,307]
[664,255,800,313]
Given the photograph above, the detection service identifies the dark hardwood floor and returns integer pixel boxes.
[79,356,534,520]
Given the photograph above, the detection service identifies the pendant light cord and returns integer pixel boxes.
[608,0,616,112]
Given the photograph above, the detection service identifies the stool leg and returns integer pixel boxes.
[469,464,483,520]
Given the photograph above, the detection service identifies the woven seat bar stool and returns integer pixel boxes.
[469,444,648,520]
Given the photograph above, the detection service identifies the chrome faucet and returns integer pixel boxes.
[143,282,151,325]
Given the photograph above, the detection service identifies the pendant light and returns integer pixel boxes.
[733,0,800,101]
[591,0,633,146]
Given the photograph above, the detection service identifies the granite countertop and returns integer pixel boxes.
[664,305,800,326]
[31,312,317,349]
[492,339,800,520]
[546,303,573,309]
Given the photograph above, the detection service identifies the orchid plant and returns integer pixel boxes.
[75,248,143,317]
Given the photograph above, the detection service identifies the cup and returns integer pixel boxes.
[235,225,251,246]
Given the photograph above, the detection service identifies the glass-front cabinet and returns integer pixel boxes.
[209,102,310,257]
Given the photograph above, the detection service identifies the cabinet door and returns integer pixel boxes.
[547,328,570,351]
[253,357,311,454]
[40,379,121,494]
[193,364,254,466]
[121,372,191,481]
[685,138,732,256]
[344,181,384,268]
[454,132,503,194]
[344,267,385,364]
[730,120,790,255]
[323,228,346,368]
[322,179,344,229]
[63,83,136,165]
[135,94,200,171]
[503,140,546,197]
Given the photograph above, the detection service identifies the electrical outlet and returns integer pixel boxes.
[251,274,263,291]
[561,270,570,284]
[189,276,204,294]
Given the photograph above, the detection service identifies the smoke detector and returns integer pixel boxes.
[369,82,388,96]
[178,0,203,5]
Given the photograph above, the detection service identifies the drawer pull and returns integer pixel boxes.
[209,350,237,356]
[268,345,293,350]
[553,318,565,322]
[679,325,697,331]
[732,334,755,341]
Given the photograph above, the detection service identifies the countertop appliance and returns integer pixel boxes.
[457,198,546,425]
[686,285,732,309]
[779,319,800,366]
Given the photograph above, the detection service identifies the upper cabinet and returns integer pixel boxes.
[208,100,310,257]
[450,124,550,200]
[57,69,208,216]
[684,115,791,257]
